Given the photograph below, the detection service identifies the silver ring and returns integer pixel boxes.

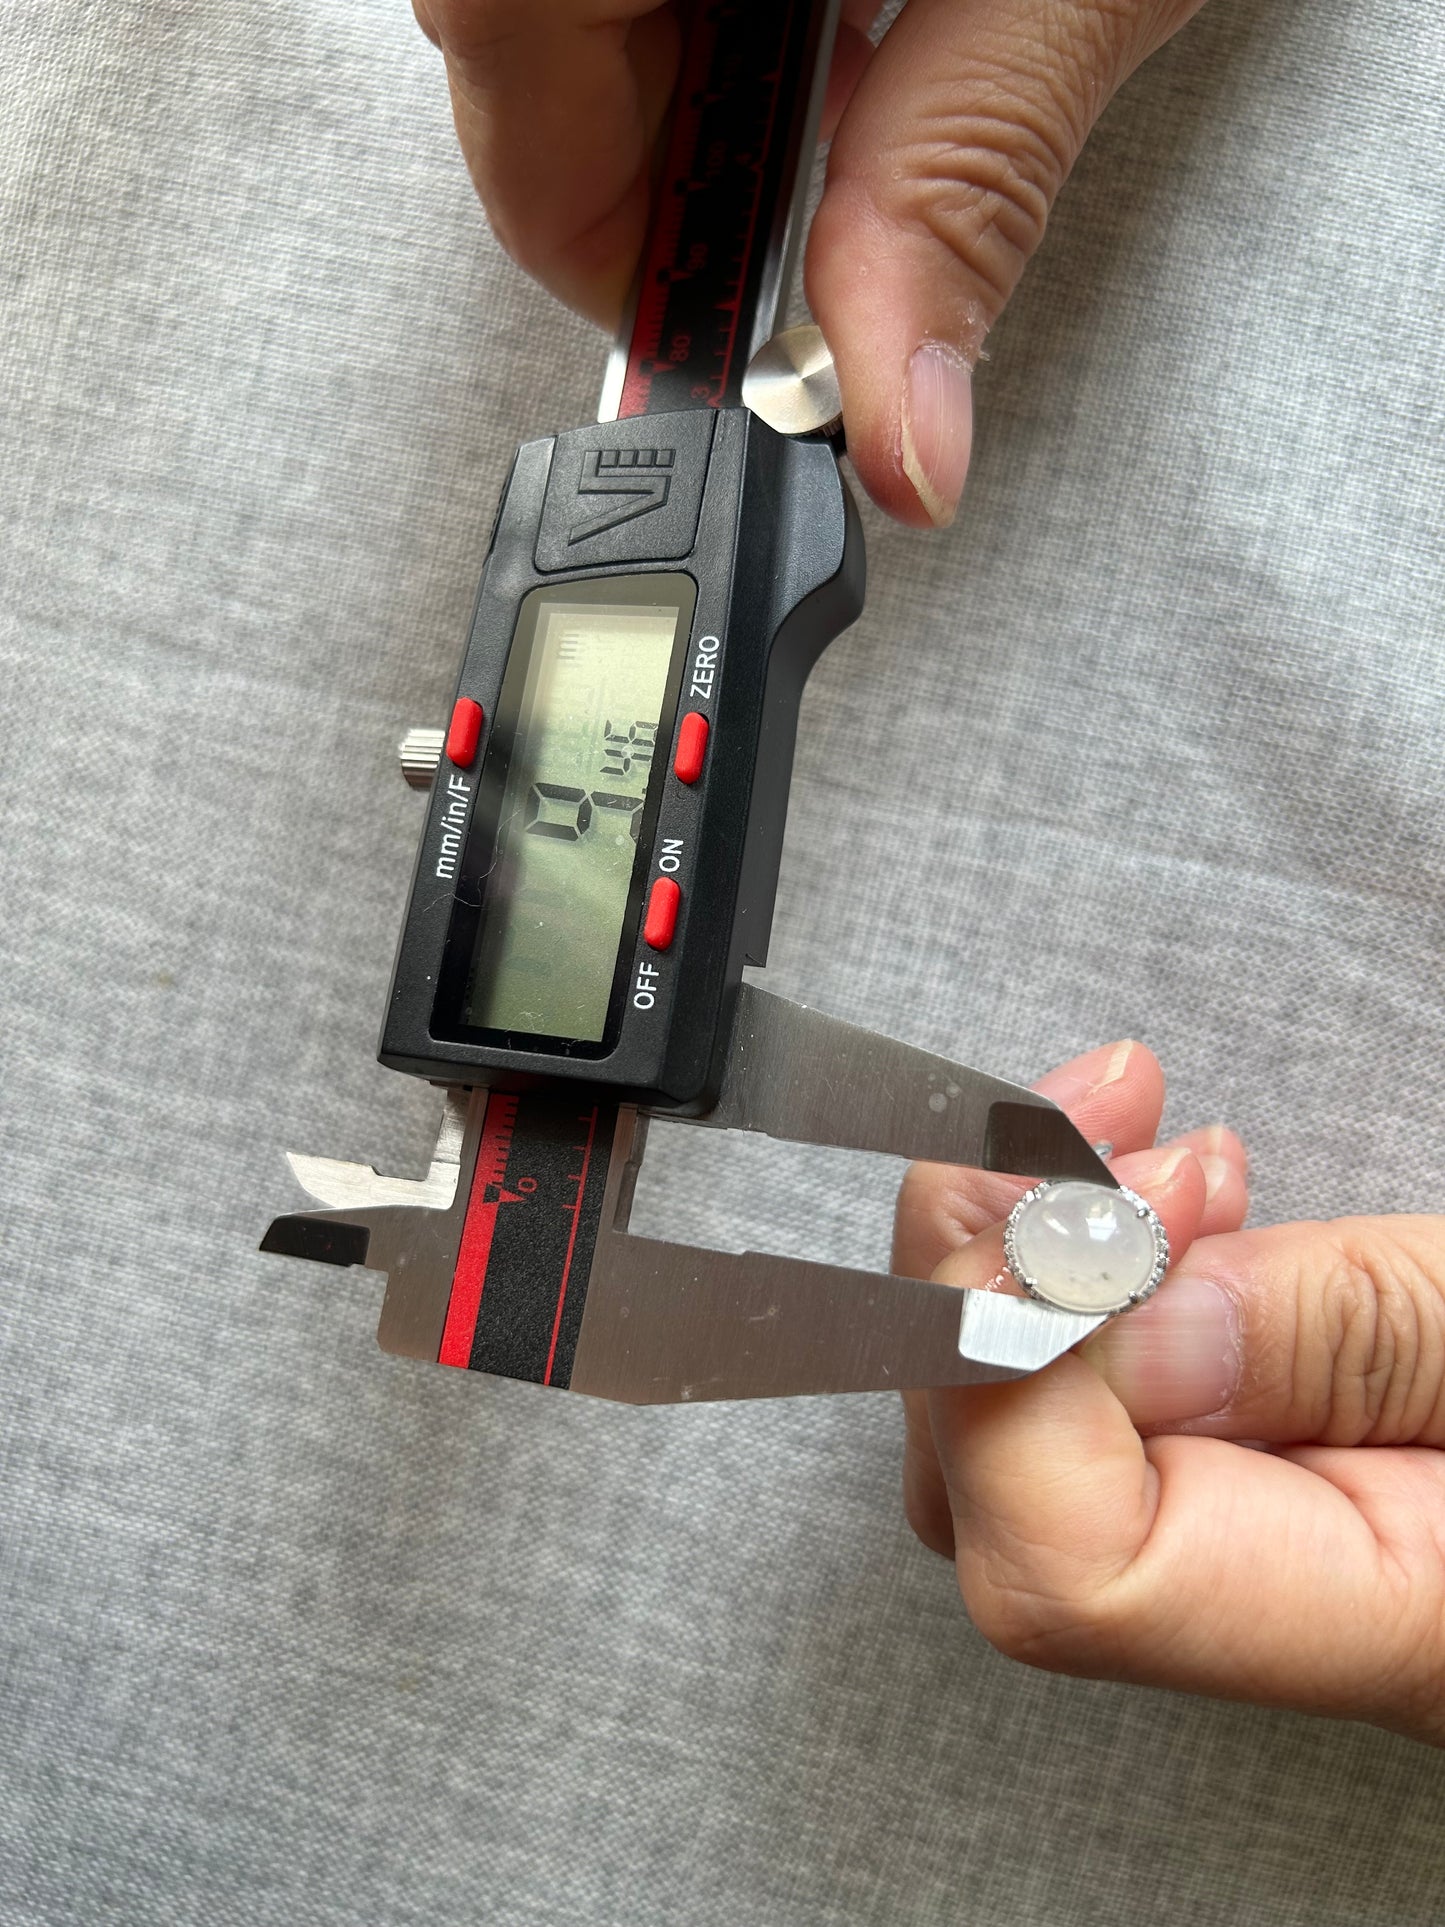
[1002,1180,1169,1317]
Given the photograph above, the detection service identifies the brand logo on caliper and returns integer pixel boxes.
[568,447,675,544]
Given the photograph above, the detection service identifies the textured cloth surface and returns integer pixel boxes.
[4,2,1445,1924]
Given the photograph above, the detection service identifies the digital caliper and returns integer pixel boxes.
[261,0,1149,1402]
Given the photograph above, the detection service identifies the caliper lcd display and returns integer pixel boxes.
[451,576,694,1047]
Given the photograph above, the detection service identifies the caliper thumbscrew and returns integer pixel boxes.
[742,322,844,444]
[399,727,444,791]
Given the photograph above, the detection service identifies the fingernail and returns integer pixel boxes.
[1202,1124,1250,1176]
[1039,1038,1136,1110]
[1082,1273,1240,1425]
[902,343,973,526]
[1198,1153,1232,1205]
[1138,1145,1191,1185]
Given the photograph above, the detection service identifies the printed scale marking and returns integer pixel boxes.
[437,1091,613,1387]
[618,0,804,417]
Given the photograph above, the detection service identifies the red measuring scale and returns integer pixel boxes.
[617,0,817,418]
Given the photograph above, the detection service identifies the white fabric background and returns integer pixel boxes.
[3,2,1444,1922]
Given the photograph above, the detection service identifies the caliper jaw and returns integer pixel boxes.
[261,987,1112,1403]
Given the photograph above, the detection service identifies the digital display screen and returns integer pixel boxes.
[461,587,688,1043]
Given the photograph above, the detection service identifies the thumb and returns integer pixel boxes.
[807,0,1205,526]
[1082,1215,1445,1445]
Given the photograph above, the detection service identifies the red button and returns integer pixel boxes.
[643,877,681,950]
[673,710,709,785]
[446,698,484,768]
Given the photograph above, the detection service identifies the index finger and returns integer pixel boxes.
[419,0,681,324]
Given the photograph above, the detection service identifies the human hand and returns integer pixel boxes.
[895,1040,1445,1746]
[411,0,1208,526]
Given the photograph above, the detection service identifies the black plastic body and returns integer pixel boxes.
[379,406,865,1109]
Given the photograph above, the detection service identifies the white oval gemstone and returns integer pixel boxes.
[1009,1182,1163,1314]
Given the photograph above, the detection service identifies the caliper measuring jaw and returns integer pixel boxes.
[262,985,1116,1404]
